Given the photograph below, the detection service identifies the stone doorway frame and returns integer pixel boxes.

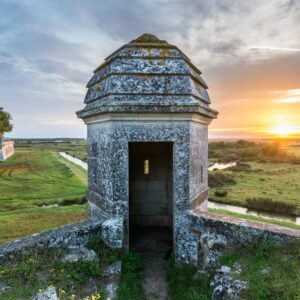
[127,141,174,251]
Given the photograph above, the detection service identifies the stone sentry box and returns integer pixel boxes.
[77,34,218,262]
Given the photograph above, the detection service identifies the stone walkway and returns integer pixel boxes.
[130,227,172,300]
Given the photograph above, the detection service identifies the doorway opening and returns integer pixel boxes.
[129,142,173,254]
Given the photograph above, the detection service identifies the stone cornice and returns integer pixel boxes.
[82,112,213,125]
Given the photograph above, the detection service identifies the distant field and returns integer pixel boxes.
[209,161,300,212]
[286,144,300,156]
[1,138,299,242]
[15,139,88,162]
[209,140,300,216]
[0,143,88,243]
[0,149,87,210]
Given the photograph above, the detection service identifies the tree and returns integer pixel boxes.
[0,107,13,134]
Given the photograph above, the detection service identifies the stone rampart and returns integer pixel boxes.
[177,209,300,268]
[0,216,123,263]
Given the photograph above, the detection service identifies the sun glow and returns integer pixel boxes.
[271,124,295,136]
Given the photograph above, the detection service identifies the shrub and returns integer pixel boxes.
[60,197,87,206]
[246,197,298,216]
[229,162,251,171]
[208,173,236,188]
[214,190,228,197]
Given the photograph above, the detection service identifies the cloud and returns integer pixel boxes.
[249,46,300,52]
[272,89,300,103]
[0,0,299,137]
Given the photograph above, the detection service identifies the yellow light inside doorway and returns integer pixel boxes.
[144,160,149,174]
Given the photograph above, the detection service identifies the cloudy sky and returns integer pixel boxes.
[0,0,299,138]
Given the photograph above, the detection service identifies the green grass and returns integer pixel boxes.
[220,240,300,300]
[0,239,119,299]
[166,240,300,300]
[0,205,87,243]
[55,152,87,185]
[116,251,146,300]
[166,255,212,300]
[0,149,87,210]
[209,161,300,215]
[209,208,300,231]
[0,146,88,243]
[15,139,88,162]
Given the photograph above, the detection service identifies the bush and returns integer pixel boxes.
[246,197,298,216]
[214,190,228,197]
[60,197,87,206]
[229,162,251,171]
[208,173,236,188]
[209,140,295,163]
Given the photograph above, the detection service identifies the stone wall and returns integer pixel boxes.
[0,216,123,263]
[0,140,14,161]
[176,209,300,268]
[0,208,299,268]
[87,119,193,255]
[189,122,209,210]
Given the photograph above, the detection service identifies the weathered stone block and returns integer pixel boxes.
[101,218,123,249]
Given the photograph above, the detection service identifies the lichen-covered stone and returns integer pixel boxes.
[211,264,248,300]
[104,282,118,299]
[61,246,98,263]
[187,210,300,268]
[31,287,58,300]
[101,218,123,249]
[0,218,107,263]
[103,261,122,278]
[0,284,11,295]
[77,33,218,119]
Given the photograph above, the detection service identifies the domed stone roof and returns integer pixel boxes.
[77,33,218,119]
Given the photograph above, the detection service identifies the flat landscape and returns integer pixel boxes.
[1,138,300,243]
[208,140,300,217]
[0,140,87,243]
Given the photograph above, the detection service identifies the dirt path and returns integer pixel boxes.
[131,227,172,300]
[140,251,168,300]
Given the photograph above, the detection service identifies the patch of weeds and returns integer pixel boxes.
[0,239,120,299]
[116,251,146,300]
[214,190,228,197]
[229,162,251,172]
[246,197,298,216]
[50,259,102,287]
[208,172,236,188]
[86,237,121,266]
[166,255,212,300]
[60,196,87,206]
[220,239,300,300]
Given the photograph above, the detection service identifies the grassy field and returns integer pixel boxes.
[209,161,300,214]
[15,138,87,162]
[0,143,87,243]
[0,205,87,243]
[0,149,87,210]
[1,138,299,243]
[209,140,300,216]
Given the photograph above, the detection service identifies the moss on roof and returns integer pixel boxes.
[130,33,168,44]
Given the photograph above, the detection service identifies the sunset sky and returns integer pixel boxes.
[0,0,299,139]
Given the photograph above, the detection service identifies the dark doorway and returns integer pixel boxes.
[129,142,173,252]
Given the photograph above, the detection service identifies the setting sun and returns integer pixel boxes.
[271,124,295,136]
